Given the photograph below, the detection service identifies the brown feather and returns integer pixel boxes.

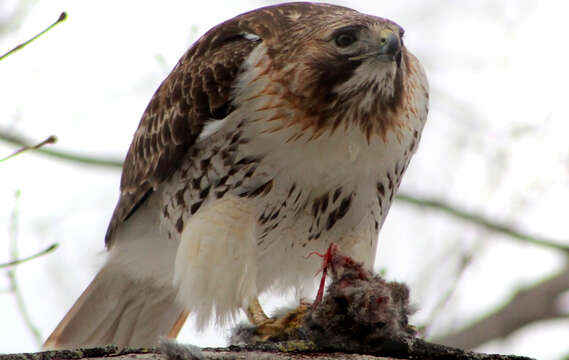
[105,21,259,246]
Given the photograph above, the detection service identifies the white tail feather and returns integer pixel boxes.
[44,191,187,349]
[43,264,186,349]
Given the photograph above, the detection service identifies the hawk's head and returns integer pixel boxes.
[230,2,427,139]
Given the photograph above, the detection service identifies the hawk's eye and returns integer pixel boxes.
[334,31,357,48]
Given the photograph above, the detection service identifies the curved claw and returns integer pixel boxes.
[246,298,269,325]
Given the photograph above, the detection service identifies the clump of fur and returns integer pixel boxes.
[230,244,416,347]
[303,244,416,347]
[160,338,205,360]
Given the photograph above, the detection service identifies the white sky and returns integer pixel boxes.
[1,1,568,359]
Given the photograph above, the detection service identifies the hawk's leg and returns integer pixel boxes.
[246,298,269,325]
[240,244,356,343]
[168,310,190,338]
[239,242,338,343]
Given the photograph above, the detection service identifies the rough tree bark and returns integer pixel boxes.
[0,339,535,360]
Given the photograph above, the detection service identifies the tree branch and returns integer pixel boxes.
[433,263,569,349]
[0,340,536,360]
[396,193,569,254]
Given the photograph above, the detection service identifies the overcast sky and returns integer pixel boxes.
[1,1,568,359]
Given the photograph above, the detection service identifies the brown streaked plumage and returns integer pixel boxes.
[45,2,428,349]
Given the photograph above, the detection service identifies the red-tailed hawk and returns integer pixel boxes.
[45,2,428,349]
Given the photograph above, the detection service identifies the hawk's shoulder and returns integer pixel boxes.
[105,15,262,245]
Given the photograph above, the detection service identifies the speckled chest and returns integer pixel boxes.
[158,113,421,254]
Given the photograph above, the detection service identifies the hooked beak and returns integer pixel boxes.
[349,29,401,63]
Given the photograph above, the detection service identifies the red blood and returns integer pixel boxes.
[308,243,339,306]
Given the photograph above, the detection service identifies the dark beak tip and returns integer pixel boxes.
[381,33,401,56]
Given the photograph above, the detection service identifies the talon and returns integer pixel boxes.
[246,298,269,325]
[251,305,309,342]
[299,297,312,306]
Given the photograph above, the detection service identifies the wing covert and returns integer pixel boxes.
[105,20,261,246]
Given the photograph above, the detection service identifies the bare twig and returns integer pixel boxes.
[420,249,476,337]
[0,243,58,268]
[5,190,43,347]
[396,193,569,254]
[0,130,123,168]
[434,263,569,349]
[0,135,57,162]
[0,12,67,62]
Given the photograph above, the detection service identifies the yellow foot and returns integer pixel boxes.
[246,298,269,325]
[246,304,309,343]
